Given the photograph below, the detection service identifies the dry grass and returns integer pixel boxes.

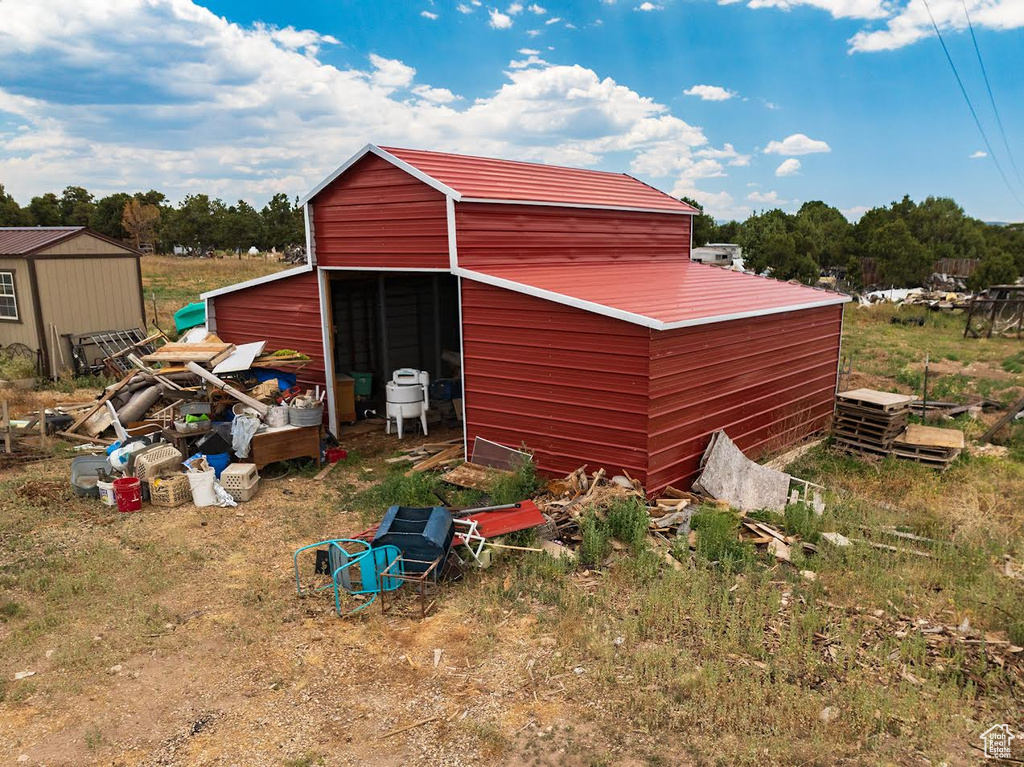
[140,254,290,331]
[0,293,1022,765]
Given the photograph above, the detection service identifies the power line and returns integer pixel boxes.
[921,0,1024,209]
[959,0,1024,192]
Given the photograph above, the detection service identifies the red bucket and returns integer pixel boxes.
[326,447,347,463]
[113,477,142,513]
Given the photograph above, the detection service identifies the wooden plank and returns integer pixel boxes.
[406,444,463,475]
[185,362,269,416]
[141,342,235,364]
[441,461,511,491]
[893,424,965,450]
[979,392,1024,444]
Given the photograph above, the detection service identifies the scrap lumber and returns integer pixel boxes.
[979,392,1024,444]
[185,362,269,416]
[891,424,964,469]
[141,339,235,366]
[832,389,914,457]
[406,444,463,475]
[441,461,511,491]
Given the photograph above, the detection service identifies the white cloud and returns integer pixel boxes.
[457,3,474,12]
[696,143,750,166]
[507,2,524,14]
[747,190,788,205]
[775,158,801,176]
[369,54,416,91]
[518,47,541,54]
[684,84,736,101]
[509,54,548,68]
[546,16,562,24]
[412,84,460,104]
[722,0,1024,53]
[841,205,869,221]
[489,9,513,27]
[763,133,831,155]
[528,3,547,13]
[635,1,663,10]
[970,150,987,159]
[526,28,541,35]
[421,10,439,19]
[0,0,756,216]
[719,0,888,21]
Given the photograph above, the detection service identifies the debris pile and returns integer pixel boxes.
[59,327,322,512]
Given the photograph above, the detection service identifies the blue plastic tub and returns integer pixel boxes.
[203,452,230,479]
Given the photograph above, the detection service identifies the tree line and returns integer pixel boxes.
[0,184,305,256]
[684,195,1024,291]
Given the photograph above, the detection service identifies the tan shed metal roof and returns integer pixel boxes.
[0,227,140,257]
[0,227,85,256]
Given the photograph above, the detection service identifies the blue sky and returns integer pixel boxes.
[1,0,1022,222]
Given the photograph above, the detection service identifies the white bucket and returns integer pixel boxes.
[187,469,217,507]
[97,479,116,506]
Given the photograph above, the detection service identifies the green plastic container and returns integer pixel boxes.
[174,301,206,334]
[351,371,373,397]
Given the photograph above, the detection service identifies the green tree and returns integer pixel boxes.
[162,194,219,254]
[793,201,851,269]
[969,250,1019,292]
[868,219,932,286]
[28,193,62,226]
[711,220,741,243]
[260,193,303,250]
[680,196,716,247]
[222,200,263,253]
[89,193,132,240]
[0,184,28,226]
[59,185,94,225]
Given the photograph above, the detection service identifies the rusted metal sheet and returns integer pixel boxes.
[382,147,695,212]
[312,153,449,270]
[455,203,690,269]
[463,259,847,325]
[646,305,843,494]
[210,269,326,390]
[461,280,651,482]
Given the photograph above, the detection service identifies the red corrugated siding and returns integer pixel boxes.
[461,280,651,481]
[455,202,690,269]
[646,305,843,494]
[211,270,326,391]
[313,153,449,270]
[462,280,841,494]
[382,146,695,212]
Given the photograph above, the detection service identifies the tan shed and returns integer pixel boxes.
[0,227,145,377]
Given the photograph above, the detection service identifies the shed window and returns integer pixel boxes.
[0,271,17,320]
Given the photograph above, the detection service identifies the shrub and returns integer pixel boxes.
[488,457,541,505]
[607,497,650,548]
[691,508,754,571]
[579,512,611,568]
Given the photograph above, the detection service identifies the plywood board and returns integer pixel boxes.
[894,424,965,450]
[212,341,266,374]
[142,342,235,365]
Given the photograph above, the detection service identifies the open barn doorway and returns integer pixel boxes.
[324,271,461,435]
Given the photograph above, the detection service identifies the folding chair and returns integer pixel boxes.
[293,539,404,616]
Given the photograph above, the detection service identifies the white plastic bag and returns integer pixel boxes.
[231,414,260,458]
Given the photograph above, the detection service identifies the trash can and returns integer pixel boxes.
[351,371,373,397]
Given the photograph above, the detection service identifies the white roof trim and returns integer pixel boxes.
[457,197,695,216]
[201,263,313,300]
[455,266,850,331]
[300,144,460,205]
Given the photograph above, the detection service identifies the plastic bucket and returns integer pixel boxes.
[351,371,373,397]
[326,447,347,463]
[113,477,142,513]
[97,479,117,507]
[204,452,231,479]
[187,469,217,507]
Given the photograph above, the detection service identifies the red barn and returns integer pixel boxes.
[204,145,848,494]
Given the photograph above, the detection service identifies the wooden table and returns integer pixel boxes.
[248,425,321,470]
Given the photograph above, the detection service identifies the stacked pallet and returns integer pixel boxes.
[832,389,915,456]
[891,424,964,469]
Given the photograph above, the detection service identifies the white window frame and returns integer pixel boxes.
[0,270,18,321]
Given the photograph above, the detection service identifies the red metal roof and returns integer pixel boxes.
[380,146,696,213]
[0,226,83,256]
[459,260,850,329]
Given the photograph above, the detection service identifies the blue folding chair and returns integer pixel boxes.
[293,539,404,616]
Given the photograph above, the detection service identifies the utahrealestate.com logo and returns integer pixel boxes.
[980,724,1016,760]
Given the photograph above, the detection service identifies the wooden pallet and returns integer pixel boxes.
[837,389,917,412]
